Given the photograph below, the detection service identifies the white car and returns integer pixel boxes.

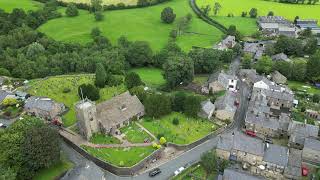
[0,123,7,128]
[174,167,185,176]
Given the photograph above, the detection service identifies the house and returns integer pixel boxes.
[287,121,319,149]
[263,144,289,173]
[239,69,262,86]
[214,91,237,121]
[271,53,291,62]
[76,91,145,140]
[243,42,265,60]
[208,72,237,93]
[279,27,297,37]
[216,131,265,165]
[24,96,65,120]
[258,16,296,37]
[302,137,320,166]
[296,19,318,30]
[219,168,265,180]
[198,100,215,119]
[271,71,287,85]
[284,148,302,180]
[214,35,236,50]
[305,109,320,121]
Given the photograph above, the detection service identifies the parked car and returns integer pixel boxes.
[0,123,7,128]
[174,167,185,176]
[149,168,161,177]
[245,130,256,137]
[264,137,273,144]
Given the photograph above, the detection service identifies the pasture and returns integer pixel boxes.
[213,16,257,35]
[26,74,126,127]
[38,0,223,51]
[196,0,320,22]
[130,68,166,88]
[59,0,138,6]
[0,0,42,12]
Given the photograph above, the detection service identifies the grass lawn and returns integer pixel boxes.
[193,75,208,85]
[172,163,214,180]
[213,16,258,36]
[196,0,320,23]
[120,122,153,143]
[141,112,216,144]
[130,68,166,88]
[38,0,223,51]
[90,133,121,144]
[25,74,126,127]
[288,81,320,95]
[33,155,74,180]
[0,0,42,12]
[59,0,138,6]
[82,146,155,167]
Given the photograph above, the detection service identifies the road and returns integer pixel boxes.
[61,57,250,180]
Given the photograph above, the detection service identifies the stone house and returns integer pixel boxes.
[287,121,319,149]
[258,16,296,37]
[305,109,320,121]
[271,71,287,85]
[76,91,145,140]
[198,100,215,119]
[239,69,262,87]
[214,35,236,50]
[271,53,291,62]
[208,72,237,93]
[302,137,320,166]
[284,148,302,180]
[24,96,65,120]
[262,144,289,174]
[214,91,237,121]
[217,131,265,165]
[218,168,265,180]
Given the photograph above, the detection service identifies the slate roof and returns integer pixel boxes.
[215,91,237,113]
[200,100,215,116]
[24,96,62,112]
[271,71,287,84]
[217,131,265,156]
[265,90,294,101]
[217,72,237,88]
[96,91,144,129]
[288,121,319,145]
[271,53,290,61]
[304,137,320,151]
[258,16,291,25]
[239,69,262,84]
[223,169,265,180]
[284,148,302,178]
[263,144,289,167]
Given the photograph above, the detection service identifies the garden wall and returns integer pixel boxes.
[60,133,163,176]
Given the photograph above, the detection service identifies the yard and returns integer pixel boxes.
[197,0,320,23]
[141,112,217,145]
[37,0,223,51]
[33,154,74,180]
[0,0,42,12]
[25,74,126,127]
[120,122,153,143]
[82,146,155,167]
[90,133,121,144]
[130,68,166,88]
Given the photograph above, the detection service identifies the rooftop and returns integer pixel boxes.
[223,168,265,180]
[304,137,320,151]
[263,144,289,167]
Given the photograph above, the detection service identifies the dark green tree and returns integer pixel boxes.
[91,27,101,37]
[91,0,103,12]
[129,86,147,103]
[291,59,307,81]
[95,63,107,88]
[183,95,201,117]
[127,41,153,66]
[172,91,186,112]
[125,72,144,89]
[241,53,252,69]
[161,7,176,24]
[267,11,274,16]
[94,11,104,21]
[78,84,100,101]
[249,8,258,18]
[307,51,320,82]
[145,94,172,118]
[65,3,79,17]
[304,37,318,55]
[255,56,273,74]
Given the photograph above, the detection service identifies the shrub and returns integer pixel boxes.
[249,8,258,18]
[170,29,177,39]
[94,11,104,21]
[62,88,71,93]
[312,94,320,103]
[172,118,179,125]
[157,133,164,140]
[300,106,306,112]
[159,137,167,145]
[78,84,100,101]
[91,27,101,37]
[241,11,247,17]
[161,7,176,24]
[66,3,79,17]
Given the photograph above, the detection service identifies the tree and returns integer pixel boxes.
[159,137,167,144]
[0,68,11,76]
[95,63,107,88]
[163,54,194,89]
[201,5,211,16]
[91,27,101,37]
[26,42,45,58]
[249,8,258,18]
[65,3,79,17]
[129,86,147,103]
[264,44,276,56]
[232,43,242,56]
[172,118,179,125]
[125,72,144,89]
[161,7,176,24]
[127,41,153,66]
[272,61,292,79]
[145,94,172,118]
[176,15,192,35]
[307,51,320,82]
[172,91,186,112]
[78,84,100,101]
[291,59,307,81]
[255,56,273,74]
[200,151,217,174]
[91,0,103,12]
[241,11,247,17]
[312,94,320,103]
[299,28,312,38]
[274,35,303,56]
[304,37,318,55]
[213,2,221,15]
[183,95,201,117]
[241,53,252,69]
[267,11,274,16]
[94,11,104,21]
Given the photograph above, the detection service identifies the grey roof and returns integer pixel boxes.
[24,96,62,112]
[61,161,105,180]
[271,71,287,84]
[200,100,215,116]
[258,16,291,25]
[260,22,279,29]
[243,42,260,53]
[15,91,28,98]
[254,50,263,60]
[0,90,12,103]
[239,69,262,84]
[217,72,237,88]
[271,53,289,61]
[304,137,320,151]
[96,91,144,129]
[223,169,265,180]
[265,89,294,101]
[215,91,237,113]
[288,121,319,145]
[217,131,265,156]
[263,144,289,167]
[284,148,302,178]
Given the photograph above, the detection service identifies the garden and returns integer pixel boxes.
[89,133,121,144]
[25,74,126,127]
[141,112,217,145]
[120,123,153,143]
[82,146,155,167]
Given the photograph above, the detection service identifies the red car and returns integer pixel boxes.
[245,130,256,137]
[301,166,308,176]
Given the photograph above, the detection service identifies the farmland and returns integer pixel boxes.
[0,0,42,12]
[38,0,223,51]
[59,0,138,6]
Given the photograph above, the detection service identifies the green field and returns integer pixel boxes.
[82,146,155,167]
[288,81,320,95]
[213,16,257,35]
[26,74,126,127]
[196,0,320,22]
[130,68,166,88]
[0,0,42,12]
[120,123,153,143]
[90,133,121,144]
[38,0,223,51]
[59,0,138,6]
[141,112,216,144]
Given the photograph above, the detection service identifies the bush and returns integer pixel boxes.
[161,7,176,24]
[312,94,320,103]
[91,27,101,37]
[249,8,257,18]
[172,118,179,125]
[78,84,100,101]
[157,133,164,140]
[66,3,79,17]
[62,88,71,93]
[170,29,177,39]
[159,137,167,144]
[241,11,247,17]
[94,11,104,21]
[300,106,306,112]
[125,72,144,89]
